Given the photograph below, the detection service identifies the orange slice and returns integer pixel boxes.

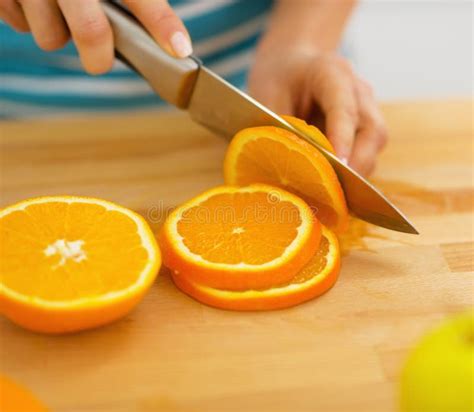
[159,184,321,291]
[171,226,340,311]
[282,115,335,153]
[224,121,349,233]
[0,196,160,334]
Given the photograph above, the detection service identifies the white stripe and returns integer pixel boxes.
[33,55,83,71]
[0,76,154,95]
[174,0,234,20]
[41,55,130,72]
[208,49,255,77]
[0,100,175,119]
[113,61,132,71]
[193,14,268,57]
[0,100,72,117]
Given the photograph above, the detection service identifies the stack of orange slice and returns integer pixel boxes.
[160,118,348,310]
[0,117,347,329]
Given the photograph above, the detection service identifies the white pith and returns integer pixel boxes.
[44,239,87,268]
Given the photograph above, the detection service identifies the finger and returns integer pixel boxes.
[311,59,359,163]
[58,0,113,74]
[18,0,69,51]
[349,129,378,176]
[349,81,388,176]
[123,0,192,58]
[248,75,294,114]
[0,0,29,32]
[356,77,387,143]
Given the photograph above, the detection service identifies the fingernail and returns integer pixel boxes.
[170,32,193,58]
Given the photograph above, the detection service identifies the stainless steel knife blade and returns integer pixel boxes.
[103,0,418,234]
[188,68,418,234]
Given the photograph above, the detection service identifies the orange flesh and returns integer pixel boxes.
[209,236,330,292]
[170,228,340,311]
[233,137,339,228]
[281,236,329,286]
[1,202,148,301]
[177,191,303,265]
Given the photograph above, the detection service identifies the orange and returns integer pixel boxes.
[171,226,340,311]
[224,121,349,233]
[159,184,321,291]
[0,375,48,412]
[282,115,335,153]
[0,196,160,334]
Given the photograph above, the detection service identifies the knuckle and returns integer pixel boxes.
[359,78,374,96]
[365,161,376,176]
[355,154,376,177]
[12,22,30,33]
[148,7,176,28]
[74,16,109,44]
[377,126,389,150]
[36,33,68,51]
[343,105,358,122]
[326,104,358,124]
[365,119,388,151]
[333,54,353,73]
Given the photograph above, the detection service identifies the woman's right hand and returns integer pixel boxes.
[0,0,193,74]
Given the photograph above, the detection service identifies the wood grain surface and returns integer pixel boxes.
[0,100,472,412]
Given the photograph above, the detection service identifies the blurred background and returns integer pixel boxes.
[348,0,472,100]
[1,2,472,411]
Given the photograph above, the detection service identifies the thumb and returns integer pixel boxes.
[123,0,192,58]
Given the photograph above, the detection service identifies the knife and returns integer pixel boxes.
[101,1,418,234]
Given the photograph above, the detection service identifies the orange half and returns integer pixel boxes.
[0,196,160,334]
[159,184,321,291]
[171,226,340,311]
[224,122,349,233]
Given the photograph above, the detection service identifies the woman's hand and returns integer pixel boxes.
[249,48,387,176]
[0,0,192,74]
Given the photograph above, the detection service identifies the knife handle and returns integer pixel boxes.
[101,0,200,109]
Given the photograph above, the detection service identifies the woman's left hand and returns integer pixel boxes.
[248,48,388,176]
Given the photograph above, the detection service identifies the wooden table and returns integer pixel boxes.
[1,101,472,412]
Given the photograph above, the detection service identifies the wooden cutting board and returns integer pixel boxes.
[0,100,472,412]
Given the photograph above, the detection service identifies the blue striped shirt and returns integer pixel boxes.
[0,0,273,118]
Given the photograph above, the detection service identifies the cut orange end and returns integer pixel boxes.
[282,115,335,153]
[0,196,160,334]
[0,375,49,412]
[224,122,349,233]
[171,226,340,311]
[159,184,321,291]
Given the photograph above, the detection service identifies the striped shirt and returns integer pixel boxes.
[0,0,273,118]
